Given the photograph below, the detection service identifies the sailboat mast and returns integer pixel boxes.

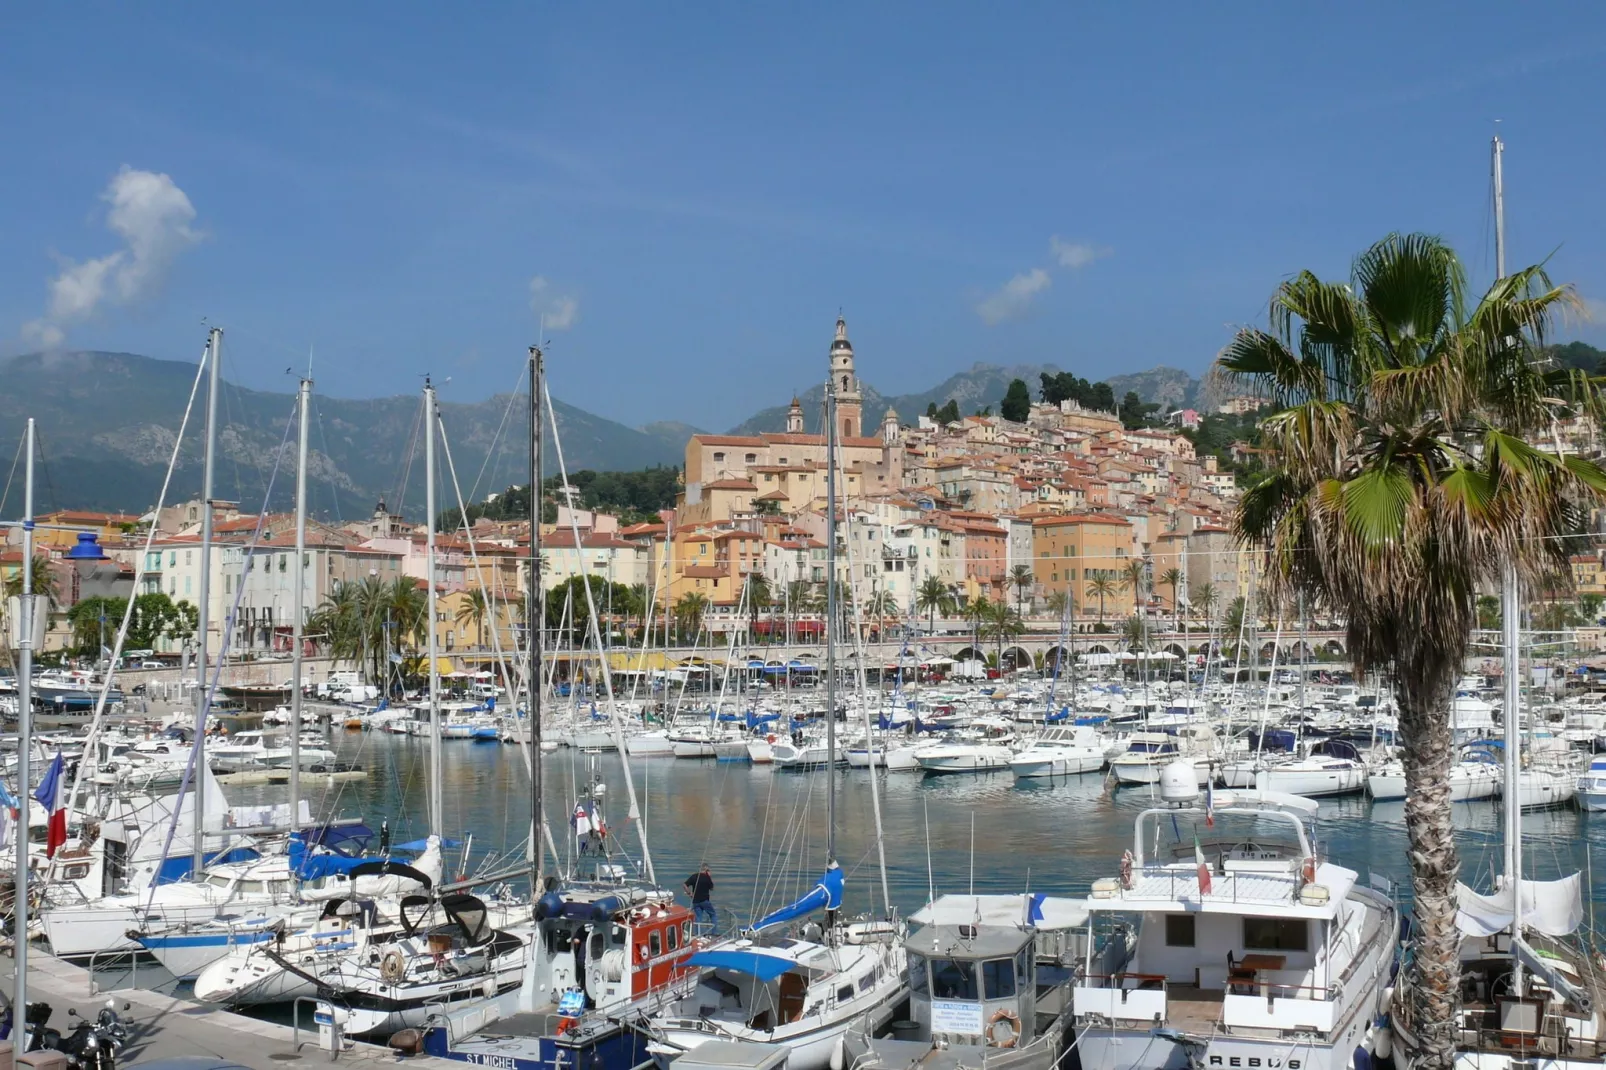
[290,376,311,830]
[193,326,222,874]
[824,366,839,865]
[1493,135,1524,979]
[425,379,444,837]
[528,346,544,887]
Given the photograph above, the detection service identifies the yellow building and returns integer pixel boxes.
[1572,554,1606,596]
[1030,513,1133,618]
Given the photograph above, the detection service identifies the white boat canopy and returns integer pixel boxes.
[1455,873,1584,938]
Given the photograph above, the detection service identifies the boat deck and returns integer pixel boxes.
[1163,985,1225,1033]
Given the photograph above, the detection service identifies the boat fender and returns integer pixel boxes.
[1301,856,1317,884]
[767,734,776,744]
[830,1036,845,1070]
[1119,850,1134,889]
[380,948,406,983]
[986,1008,1019,1048]
[1372,1021,1392,1060]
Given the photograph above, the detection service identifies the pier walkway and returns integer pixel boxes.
[2,950,459,1070]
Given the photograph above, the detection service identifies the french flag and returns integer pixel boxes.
[33,752,68,858]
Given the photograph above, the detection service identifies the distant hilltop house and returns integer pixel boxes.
[1217,395,1266,416]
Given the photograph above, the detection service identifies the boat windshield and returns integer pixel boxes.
[930,958,978,1000]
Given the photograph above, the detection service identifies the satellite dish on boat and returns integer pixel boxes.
[1159,760,1199,805]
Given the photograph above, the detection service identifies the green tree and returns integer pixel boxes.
[916,575,955,635]
[545,575,633,644]
[1191,582,1219,625]
[1117,391,1160,429]
[1219,232,1606,1066]
[1085,577,1117,624]
[1580,592,1604,622]
[981,601,1025,671]
[3,555,59,605]
[935,399,961,425]
[673,591,710,640]
[66,596,124,657]
[1159,567,1183,624]
[999,378,1032,423]
[742,573,772,637]
[1475,594,1501,630]
[1122,560,1148,614]
[1008,564,1035,615]
[455,588,492,649]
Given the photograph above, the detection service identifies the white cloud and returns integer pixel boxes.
[529,275,580,331]
[1050,236,1111,270]
[23,166,201,347]
[975,268,1051,326]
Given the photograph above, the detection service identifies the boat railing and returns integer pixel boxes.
[87,948,143,996]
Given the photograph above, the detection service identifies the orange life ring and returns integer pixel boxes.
[766,734,776,743]
[638,944,650,962]
[1301,856,1317,884]
[557,1016,578,1035]
[987,1007,1020,1048]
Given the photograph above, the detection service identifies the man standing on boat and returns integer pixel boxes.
[684,864,716,933]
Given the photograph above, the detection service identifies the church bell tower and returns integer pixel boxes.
[829,315,863,441]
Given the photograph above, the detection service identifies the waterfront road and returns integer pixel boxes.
[2,950,458,1070]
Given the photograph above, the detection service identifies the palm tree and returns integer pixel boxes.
[1121,614,1147,653]
[455,588,492,650]
[742,573,772,639]
[916,575,954,635]
[1122,560,1147,615]
[1045,590,1069,618]
[981,602,1025,671]
[1008,564,1035,616]
[1085,577,1116,625]
[2,555,59,604]
[1222,595,1248,655]
[1158,567,1183,624]
[864,590,900,638]
[1191,582,1219,626]
[1219,232,1606,1067]
[674,591,709,640]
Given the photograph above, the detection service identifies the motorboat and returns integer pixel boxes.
[1578,755,1606,812]
[913,719,1016,775]
[843,893,1086,1070]
[1072,762,1399,1070]
[1108,725,1219,786]
[420,882,704,1070]
[1008,725,1104,779]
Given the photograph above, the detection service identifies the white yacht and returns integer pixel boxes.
[1222,735,1367,797]
[1367,745,1501,802]
[1072,763,1399,1070]
[913,719,1016,775]
[1008,725,1104,778]
[1108,726,1219,786]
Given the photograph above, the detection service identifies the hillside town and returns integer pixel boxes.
[10,315,1606,671]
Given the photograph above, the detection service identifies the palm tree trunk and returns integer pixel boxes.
[1396,668,1461,1070]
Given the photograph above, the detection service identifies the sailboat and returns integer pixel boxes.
[415,347,703,1070]
[640,323,907,1070]
[1389,133,1606,1070]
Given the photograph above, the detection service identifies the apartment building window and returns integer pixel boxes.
[186,551,193,565]
[745,453,757,464]
[713,452,725,462]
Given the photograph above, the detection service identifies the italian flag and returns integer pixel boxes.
[34,752,68,858]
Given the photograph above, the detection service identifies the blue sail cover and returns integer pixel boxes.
[753,866,844,931]
[685,950,796,981]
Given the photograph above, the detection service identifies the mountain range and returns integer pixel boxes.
[727,363,1207,435]
[0,350,1209,515]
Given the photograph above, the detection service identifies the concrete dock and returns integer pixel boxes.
[3,950,461,1070]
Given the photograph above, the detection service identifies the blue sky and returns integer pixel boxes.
[4,4,1605,431]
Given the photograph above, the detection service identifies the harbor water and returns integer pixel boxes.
[219,728,1606,923]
